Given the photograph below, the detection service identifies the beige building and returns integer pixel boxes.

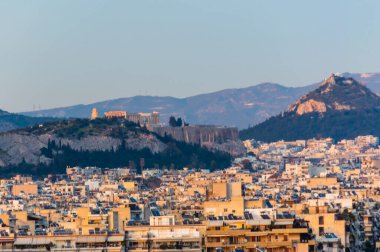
[103,110,160,127]
[203,196,245,217]
[212,181,242,199]
[12,183,38,196]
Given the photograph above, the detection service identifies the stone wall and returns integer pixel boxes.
[152,125,245,156]
[152,125,239,145]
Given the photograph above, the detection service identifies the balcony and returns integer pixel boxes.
[271,228,308,234]
[206,220,224,227]
[245,241,293,248]
[316,235,340,243]
[364,226,372,232]
[128,249,200,252]
[206,230,247,236]
[205,242,224,247]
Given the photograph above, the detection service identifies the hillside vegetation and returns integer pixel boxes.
[240,75,380,142]
[240,109,380,142]
[0,118,231,176]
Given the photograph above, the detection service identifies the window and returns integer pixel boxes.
[319,227,324,236]
[319,216,324,225]
[308,245,315,252]
[66,240,71,248]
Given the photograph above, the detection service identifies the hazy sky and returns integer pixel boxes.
[1,1,380,112]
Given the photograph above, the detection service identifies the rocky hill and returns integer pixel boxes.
[240,75,380,142]
[152,125,244,157]
[288,74,380,115]
[0,118,232,175]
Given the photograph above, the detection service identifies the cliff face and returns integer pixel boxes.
[291,99,327,115]
[288,74,380,115]
[153,125,239,144]
[0,118,236,172]
[0,132,167,167]
[153,125,245,156]
[240,75,380,142]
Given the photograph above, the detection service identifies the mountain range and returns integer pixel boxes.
[0,109,57,132]
[240,74,380,142]
[21,72,380,129]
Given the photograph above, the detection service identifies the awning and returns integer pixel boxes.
[31,238,51,245]
[107,236,124,242]
[274,221,294,225]
[76,236,107,243]
[245,232,269,237]
[14,237,51,246]
[14,238,33,245]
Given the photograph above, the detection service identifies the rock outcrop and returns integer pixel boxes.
[0,132,167,167]
[288,74,380,115]
[153,125,245,156]
[240,75,380,142]
[290,99,327,115]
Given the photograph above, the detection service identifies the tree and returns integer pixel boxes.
[363,240,374,252]
[176,117,183,127]
[169,116,177,127]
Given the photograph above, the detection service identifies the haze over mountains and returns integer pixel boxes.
[0,109,57,133]
[240,74,380,142]
[21,72,380,129]
[23,84,314,129]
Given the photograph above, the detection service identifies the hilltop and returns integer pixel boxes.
[240,75,380,142]
[0,118,231,175]
[288,74,380,115]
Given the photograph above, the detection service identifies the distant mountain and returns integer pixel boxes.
[21,72,380,128]
[0,109,9,116]
[0,109,57,132]
[22,83,316,129]
[341,72,380,93]
[240,74,380,142]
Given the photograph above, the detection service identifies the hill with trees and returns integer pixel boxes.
[0,118,231,176]
[240,75,380,142]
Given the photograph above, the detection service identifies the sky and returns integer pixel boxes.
[0,1,380,112]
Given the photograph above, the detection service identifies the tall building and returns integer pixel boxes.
[90,108,98,120]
